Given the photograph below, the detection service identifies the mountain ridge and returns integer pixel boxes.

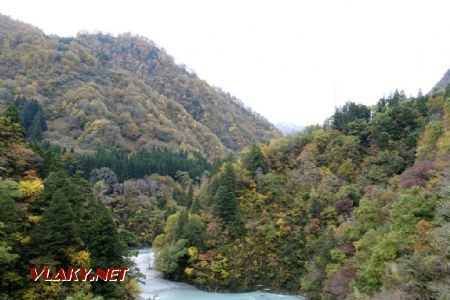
[0,14,280,158]
[432,68,450,93]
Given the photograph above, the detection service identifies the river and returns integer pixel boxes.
[132,248,304,300]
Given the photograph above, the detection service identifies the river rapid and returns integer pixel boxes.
[132,248,304,300]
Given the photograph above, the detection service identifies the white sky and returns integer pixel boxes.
[2,0,450,125]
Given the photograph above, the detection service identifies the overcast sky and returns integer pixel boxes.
[2,0,450,125]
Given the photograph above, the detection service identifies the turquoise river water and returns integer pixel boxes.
[132,248,304,300]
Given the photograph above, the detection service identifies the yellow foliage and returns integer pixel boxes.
[188,247,198,258]
[221,269,230,278]
[28,215,42,223]
[416,121,444,160]
[125,278,142,298]
[43,283,61,295]
[23,282,61,300]
[437,131,450,154]
[85,118,112,133]
[61,151,77,162]
[67,249,91,267]
[185,267,194,276]
[228,123,237,134]
[426,95,445,116]
[15,233,30,245]
[19,177,43,199]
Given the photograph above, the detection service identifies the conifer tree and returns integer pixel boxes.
[84,199,125,268]
[0,105,25,146]
[243,142,269,177]
[0,180,19,235]
[28,190,79,263]
[214,163,241,235]
[14,98,48,141]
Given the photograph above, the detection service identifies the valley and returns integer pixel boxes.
[0,13,449,300]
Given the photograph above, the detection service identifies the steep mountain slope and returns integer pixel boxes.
[431,68,450,93]
[0,15,280,157]
[153,87,450,300]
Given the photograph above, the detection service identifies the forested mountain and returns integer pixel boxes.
[1,13,449,300]
[153,87,450,300]
[0,97,214,299]
[0,14,280,158]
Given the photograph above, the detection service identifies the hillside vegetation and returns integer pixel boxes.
[154,88,450,300]
[0,98,214,298]
[0,14,280,158]
[1,14,449,300]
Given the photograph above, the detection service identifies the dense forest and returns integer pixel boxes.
[0,99,213,298]
[1,13,449,300]
[0,14,280,159]
[153,87,450,300]
[78,147,210,182]
[0,105,139,299]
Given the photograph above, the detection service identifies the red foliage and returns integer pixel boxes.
[399,159,435,189]
[24,169,39,179]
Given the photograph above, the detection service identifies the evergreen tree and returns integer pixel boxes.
[84,199,125,268]
[331,102,371,132]
[243,142,269,177]
[13,98,48,141]
[27,117,42,141]
[82,198,128,297]
[28,190,79,263]
[0,180,19,235]
[0,106,29,177]
[0,180,20,294]
[78,147,210,182]
[3,105,22,125]
[29,142,65,177]
[0,105,25,147]
[214,163,241,235]
[84,200,125,297]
